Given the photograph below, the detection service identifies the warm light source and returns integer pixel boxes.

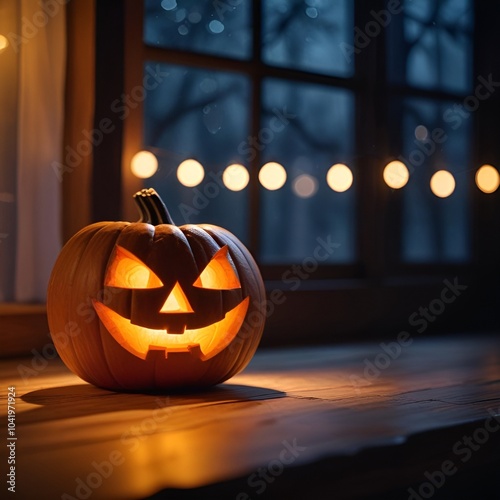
[293,174,318,198]
[130,151,158,179]
[177,159,205,187]
[47,188,266,391]
[326,163,353,192]
[430,170,455,198]
[0,35,8,54]
[383,160,410,189]
[160,282,194,313]
[222,164,249,191]
[259,162,287,190]
[475,164,500,194]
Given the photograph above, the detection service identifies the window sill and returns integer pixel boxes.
[0,303,48,358]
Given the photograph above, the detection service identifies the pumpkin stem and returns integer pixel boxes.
[133,191,151,223]
[133,188,175,225]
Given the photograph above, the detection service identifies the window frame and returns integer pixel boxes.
[114,0,500,342]
[5,1,500,359]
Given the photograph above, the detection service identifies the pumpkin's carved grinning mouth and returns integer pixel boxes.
[93,297,249,361]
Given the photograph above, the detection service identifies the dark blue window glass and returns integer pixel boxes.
[394,97,471,262]
[388,0,474,94]
[262,0,354,78]
[144,0,252,60]
[260,78,355,263]
[143,62,251,243]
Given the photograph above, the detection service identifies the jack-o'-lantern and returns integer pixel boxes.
[47,189,266,391]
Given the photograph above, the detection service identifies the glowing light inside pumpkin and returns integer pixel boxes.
[193,246,241,290]
[105,246,163,289]
[475,164,500,193]
[93,297,250,361]
[222,164,249,191]
[259,162,287,190]
[130,151,158,179]
[177,159,205,187]
[430,170,455,198]
[326,164,353,192]
[0,35,8,53]
[383,160,410,189]
[160,282,194,313]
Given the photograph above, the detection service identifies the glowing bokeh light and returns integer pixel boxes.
[0,35,8,53]
[293,174,318,198]
[177,159,205,187]
[383,160,410,189]
[130,151,158,179]
[259,162,287,190]
[475,164,500,194]
[222,164,249,191]
[326,163,353,192]
[414,125,428,141]
[430,170,455,198]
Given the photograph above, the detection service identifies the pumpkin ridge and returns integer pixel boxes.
[48,222,130,389]
[178,225,240,384]
[198,226,266,383]
[48,223,108,383]
[183,225,263,384]
[71,223,130,389]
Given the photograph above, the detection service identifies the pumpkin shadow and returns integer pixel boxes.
[20,383,286,424]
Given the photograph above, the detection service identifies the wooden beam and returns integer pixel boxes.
[62,0,95,241]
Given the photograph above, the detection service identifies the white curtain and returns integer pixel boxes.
[2,0,65,302]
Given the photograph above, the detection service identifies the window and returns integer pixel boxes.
[139,0,359,275]
[115,0,500,343]
[386,0,474,266]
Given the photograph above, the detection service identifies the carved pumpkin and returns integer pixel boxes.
[47,189,266,391]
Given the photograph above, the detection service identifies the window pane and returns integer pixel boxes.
[262,0,354,77]
[393,97,471,262]
[388,0,474,94]
[143,62,251,244]
[259,78,355,263]
[144,0,251,60]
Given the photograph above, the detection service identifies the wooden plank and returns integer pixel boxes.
[0,304,48,358]
[0,335,499,499]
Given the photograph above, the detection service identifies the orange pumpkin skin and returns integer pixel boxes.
[47,190,266,391]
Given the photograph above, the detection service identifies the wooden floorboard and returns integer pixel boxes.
[0,334,499,499]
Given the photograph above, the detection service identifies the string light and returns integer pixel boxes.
[131,151,158,179]
[177,159,205,187]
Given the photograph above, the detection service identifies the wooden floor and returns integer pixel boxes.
[1,334,499,499]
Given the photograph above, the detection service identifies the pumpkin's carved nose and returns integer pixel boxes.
[160,282,194,314]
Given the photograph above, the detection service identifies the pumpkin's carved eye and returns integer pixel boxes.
[193,246,241,290]
[105,246,163,289]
